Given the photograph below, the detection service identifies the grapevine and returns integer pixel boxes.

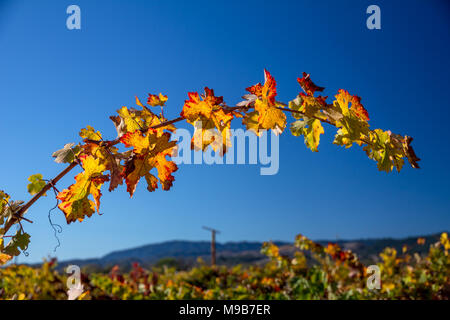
[0,70,420,264]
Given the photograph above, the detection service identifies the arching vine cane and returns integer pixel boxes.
[0,70,420,264]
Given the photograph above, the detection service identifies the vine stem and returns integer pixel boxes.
[3,116,187,235]
[275,106,335,126]
[3,162,79,235]
[3,104,336,235]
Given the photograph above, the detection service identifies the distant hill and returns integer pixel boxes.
[50,240,288,272]
[101,240,280,262]
[47,232,445,272]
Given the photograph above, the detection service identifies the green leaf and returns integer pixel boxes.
[290,119,308,133]
[3,229,30,257]
[362,129,405,173]
[291,118,324,152]
[333,114,370,148]
[288,96,304,120]
[289,95,328,120]
[27,174,46,196]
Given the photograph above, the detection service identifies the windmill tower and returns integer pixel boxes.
[202,226,220,266]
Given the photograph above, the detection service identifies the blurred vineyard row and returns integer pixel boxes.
[1,233,449,300]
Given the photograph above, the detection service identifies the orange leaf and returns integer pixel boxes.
[120,129,178,197]
[180,87,237,154]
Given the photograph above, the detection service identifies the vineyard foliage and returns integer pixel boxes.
[0,70,420,264]
[1,233,448,300]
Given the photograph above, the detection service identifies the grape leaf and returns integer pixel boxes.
[27,174,46,196]
[181,88,237,154]
[334,89,369,121]
[112,105,174,136]
[243,69,286,135]
[332,90,371,148]
[334,114,370,148]
[288,94,328,120]
[0,253,12,265]
[291,118,324,152]
[297,72,325,96]
[363,129,405,172]
[80,125,102,141]
[0,238,12,265]
[82,142,123,192]
[237,94,258,107]
[401,136,420,169]
[52,143,81,164]
[116,107,144,133]
[147,93,168,107]
[120,129,178,197]
[57,156,109,223]
[3,229,30,257]
[0,199,24,226]
[135,96,145,107]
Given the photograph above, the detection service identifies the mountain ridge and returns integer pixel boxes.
[42,232,446,272]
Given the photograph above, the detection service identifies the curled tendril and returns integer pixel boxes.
[46,180,63,252]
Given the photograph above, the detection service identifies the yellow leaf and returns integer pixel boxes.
[79,125,102,141]
[57,156,108,223]
[117,106,144,133]
[334,89,369,121]
[147,93,168,107]
[291,118,324,152]
[135,96,145,107]
[243,70,286,135]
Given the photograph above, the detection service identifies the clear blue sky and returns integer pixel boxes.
[1,0,449,263]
